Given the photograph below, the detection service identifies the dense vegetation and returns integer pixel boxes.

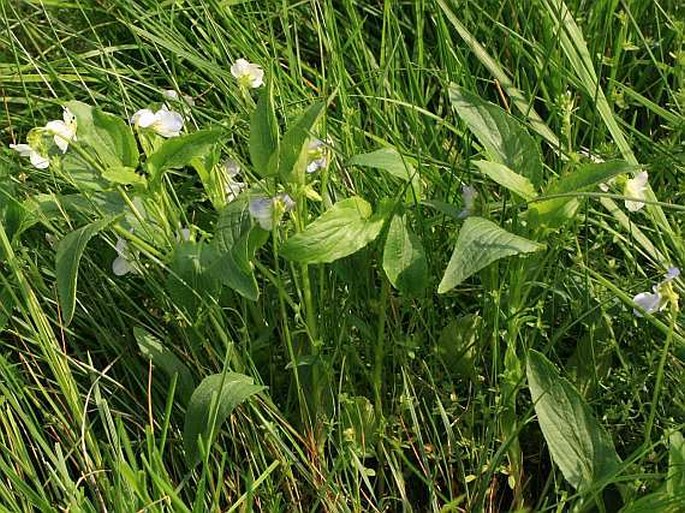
[1,0,685,511]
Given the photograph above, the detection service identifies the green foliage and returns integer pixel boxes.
[281,197,387,264]
[208,198,267,300]
[55,217,114,325]
[473,160,537,201]
[382,213,428,296]
[183,372,265,466]
[65,100,139,169]
[272,102,325,183]
[2,0,685,511]
[438,217,543,293]
[527,350,621,492]
[531,160,637,226]
[348,147,423,201]
[249,78,279,175]
[449,85,543,186]
[134,327,195,403]
[101,166,147,188]
[146,129,224,182]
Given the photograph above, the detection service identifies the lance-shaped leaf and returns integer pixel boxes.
[449,85,542,186]
[281,197,386,264]
[166,242,221,317]
[382,214,427,296]
[527,350,621,491]
[438,217,543,293]
[56,217,114,325]
[184,372,265,465]
[249,78,279,176]
[272,102,324,184]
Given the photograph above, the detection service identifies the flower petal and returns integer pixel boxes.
[633,290,663,316]
[10,143,33,157]
[624,171,649,212]
[231,58,264,88]
[225,180,246,202]
[664,267,681,282]
[131,109,156,128]
[249,197,274,231]
[29,150,50,169]
[152,109,184,138]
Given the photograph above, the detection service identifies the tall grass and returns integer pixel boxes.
[1,0,684,511]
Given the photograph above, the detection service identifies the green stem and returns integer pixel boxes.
[644,304,676,445]
[272,224,309,427]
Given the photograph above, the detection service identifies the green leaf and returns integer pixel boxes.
[667,431,685,497]
[249,78,279,175]
[65,100,139,169]
[166,242,221,317]
[382,214,427,296]
[146,129,223,183]
[281,197,386,264]
[527,350,621,491]
[438,217,543,293]
[60,148,107,191]
[531,160,636,227]
[348,148,423,201]
[190,148,225,210]
[133,327,194,403]
[56,217,113,325]
[449,85,543,186]
[473,160,537,201]
[207,199,267,301]
[101,166,147,188]
[183,372,264,466]
[273,102,324,183]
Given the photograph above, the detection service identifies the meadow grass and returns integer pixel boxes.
[1,0,685,511]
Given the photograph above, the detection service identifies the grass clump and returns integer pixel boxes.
[1,0,685,511]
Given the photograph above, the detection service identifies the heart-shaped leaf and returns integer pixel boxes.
[438,216,543,293]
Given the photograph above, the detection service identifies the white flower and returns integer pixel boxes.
[112,237,137,276]
[633,288,664,316]
[9,143,50,169]
[624,171,649,212]
[221,159,247,202]
[306,138,330,174]
[230,58,264,88]
[130,106,184,138]
[458,184,478,218]
[632,267,680,316]
[249,197,274,230]
[248,194,294,231]
[44,108,77,153]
